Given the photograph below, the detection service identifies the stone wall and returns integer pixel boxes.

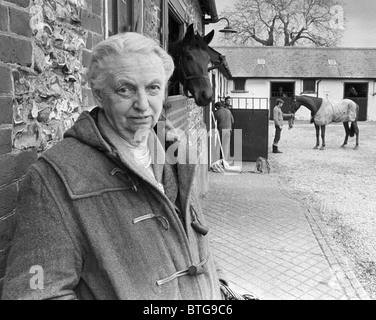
[143,0,161,42]
[14,0,102,153]
[0,0,104,294]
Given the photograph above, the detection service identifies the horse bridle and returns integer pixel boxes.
[178,55,210,97]
[290,97,297,113]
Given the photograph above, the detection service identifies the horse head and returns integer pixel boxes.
[171,24,214,106]
[290,96,300,114]
[349,87,358,97]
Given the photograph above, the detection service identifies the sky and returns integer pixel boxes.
[208,0,376,47]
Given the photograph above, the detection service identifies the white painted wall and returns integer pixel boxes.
[228,79,270,109]
[210,69,229,103]
[227,78,376,121]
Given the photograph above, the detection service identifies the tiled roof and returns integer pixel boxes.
[212,46,376,79]
[208,47,232,78]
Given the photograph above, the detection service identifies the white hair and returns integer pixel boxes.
[87,32,175,91]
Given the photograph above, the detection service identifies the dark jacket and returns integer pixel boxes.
[214,107,234,131]
[2,107,226,300]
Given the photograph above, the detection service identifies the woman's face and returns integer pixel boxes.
[97,53,167,143]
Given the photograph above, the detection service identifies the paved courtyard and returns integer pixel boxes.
[201,162,370,300]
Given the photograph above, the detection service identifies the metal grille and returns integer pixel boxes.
[231,97,269,110]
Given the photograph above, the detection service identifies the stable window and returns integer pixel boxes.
[233,78,246,92]
[105,0,118,36]
[344,83,369,98]
[104,0,133,37]
[167,6,185,96]
[270,82,295,98]
[303,79,316,93]
[104,0,168,47]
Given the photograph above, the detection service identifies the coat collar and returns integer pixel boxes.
[96,109,197,207]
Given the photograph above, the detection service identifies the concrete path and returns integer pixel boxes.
[201,162,370,300]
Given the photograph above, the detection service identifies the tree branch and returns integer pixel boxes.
[221,0,344,47]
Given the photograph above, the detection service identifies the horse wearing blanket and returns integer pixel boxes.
[290,95,360,150]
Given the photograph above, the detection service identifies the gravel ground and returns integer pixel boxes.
[268,121,376,300]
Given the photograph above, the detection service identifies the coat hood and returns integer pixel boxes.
[64,107,112,153]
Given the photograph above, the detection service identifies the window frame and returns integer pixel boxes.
[104,0,134,38]
[166,3,186,97]
[303,79,316,94]
[232,78,247,93]
[104,0,167,46]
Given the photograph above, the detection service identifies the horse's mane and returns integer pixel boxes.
[189,33,210,50]
[168,40,181,61]
[298,95,322,102]
[293,95,323,119]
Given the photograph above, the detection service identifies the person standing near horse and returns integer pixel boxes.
[2,32,228,300]
[215,101,234,160]
[290,95,360,150]
[272,98,294,154]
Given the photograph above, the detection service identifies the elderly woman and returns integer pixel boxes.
[2,32,227,300]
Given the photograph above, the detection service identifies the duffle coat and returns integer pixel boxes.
[2,107,226,300]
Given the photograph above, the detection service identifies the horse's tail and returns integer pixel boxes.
[350,122,355,137]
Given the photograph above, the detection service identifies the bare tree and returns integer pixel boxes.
[222,0,345,47]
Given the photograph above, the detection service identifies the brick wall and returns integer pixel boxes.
[144,0,162,43]
[0,0,104,296]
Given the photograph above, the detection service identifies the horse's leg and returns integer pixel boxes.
[320,125,326,150]
[313,124,320,149]
[341,122,350,148]
[353,121,360,150]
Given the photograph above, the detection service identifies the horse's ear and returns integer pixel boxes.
[204,30,215,45]
[184,24,195,41]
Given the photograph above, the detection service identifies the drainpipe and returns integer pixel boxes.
[316,80,322,98]
[203,0,218,24]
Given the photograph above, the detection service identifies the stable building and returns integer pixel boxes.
[213,46,376,121]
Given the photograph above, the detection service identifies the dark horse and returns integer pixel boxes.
[168,24,214,107]
[290,95,360,150]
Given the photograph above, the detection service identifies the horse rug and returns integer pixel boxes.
[314,99,357,126]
